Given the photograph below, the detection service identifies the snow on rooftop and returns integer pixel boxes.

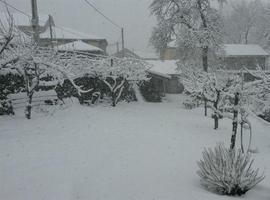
[133,50,159,59]
[223,44,269,56]
[56,40,103,52]
[147,60,180,78]
[167,40,177,48]
[40,26,104,40]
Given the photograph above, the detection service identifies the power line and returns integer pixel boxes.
[0,0,96,40]
[82,0,122,30]
[0,0,31,17]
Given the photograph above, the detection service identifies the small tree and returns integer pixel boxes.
[224,0,270,47]
[181,65,238,129]
[2,36,94,119]
[95,57,149,107]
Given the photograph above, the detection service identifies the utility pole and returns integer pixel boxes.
[121,28,125,58]
[31,0,39,43]
[116,42,119,53]
[48,15,54,48]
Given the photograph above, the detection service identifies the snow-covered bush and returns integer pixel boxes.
[94,57,149,106]
[183,98,198,109]
[0,73,23,115]
[0,99,14,115]
[243,68,270,121]
[140,79,162,102]
[197,144,264,196]
[258,109,270,122]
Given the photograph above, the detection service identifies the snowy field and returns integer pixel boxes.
[0,95,269,200]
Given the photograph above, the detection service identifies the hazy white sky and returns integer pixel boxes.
[0,0,156,53]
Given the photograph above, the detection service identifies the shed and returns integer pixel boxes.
[221,44,269,70]
[147,60,184,94]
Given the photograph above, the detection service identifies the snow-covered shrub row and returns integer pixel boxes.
[0,12,149,117]
[1,40,149,116]
[243,68,270,122]
[0,99,14,115]
[197,144,265,196]
[0,73,24,115]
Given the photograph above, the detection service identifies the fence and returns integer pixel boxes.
[8,90,58,109]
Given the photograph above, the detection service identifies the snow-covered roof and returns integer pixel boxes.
[40,26,104,40]
[223,44,269,57]
[56,40,103,52]
[167,40,177,48]
[147,60,180,78]
[133,50,159,59]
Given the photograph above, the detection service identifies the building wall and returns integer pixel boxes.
[162,47,177,60]
[165,76,184,94]
[224,56,266,70]
[149,74,184,94]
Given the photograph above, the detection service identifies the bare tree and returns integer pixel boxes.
[150,0,226,72]
[224,0,270,47]
[0,6,15,62]
[95,58,149,107]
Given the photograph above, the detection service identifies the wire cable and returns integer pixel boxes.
[82,0,122,30]
[0,0,100,39]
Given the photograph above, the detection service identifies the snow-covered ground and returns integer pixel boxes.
[0,95,269,200]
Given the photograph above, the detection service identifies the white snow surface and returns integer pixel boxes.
[56,40,103,52]
[0,95,269,200]
[148,60,180,78]
[223,44,269,56]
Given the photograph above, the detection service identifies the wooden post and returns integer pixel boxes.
[121,28,125,57]
[230,92,240,150]
[49,15,54,48]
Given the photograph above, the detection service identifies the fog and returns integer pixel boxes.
[0,0,156,53]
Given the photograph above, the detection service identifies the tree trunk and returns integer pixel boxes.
[204,99,207,116]
[213,90,220,130]
[240,121,244,153]
[202,46,208,116]
[111,92,116,107]
[230,92,240,150]
[214,117,218,130]
[25,92,33,119]
[202,47,208,72]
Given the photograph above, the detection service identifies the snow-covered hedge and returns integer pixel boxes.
[197,144,264,196]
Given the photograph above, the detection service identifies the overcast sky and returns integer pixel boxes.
[0,0,156,53]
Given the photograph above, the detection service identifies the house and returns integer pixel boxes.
[56,40,104,54]
[132,50,159,60]
[113,48,141,59]
[160,41,179,60]
[147,60,184,94]
[220,44,269,70]
[2,12,108,53]
[39,24,108,53]
[113,48,159,60]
